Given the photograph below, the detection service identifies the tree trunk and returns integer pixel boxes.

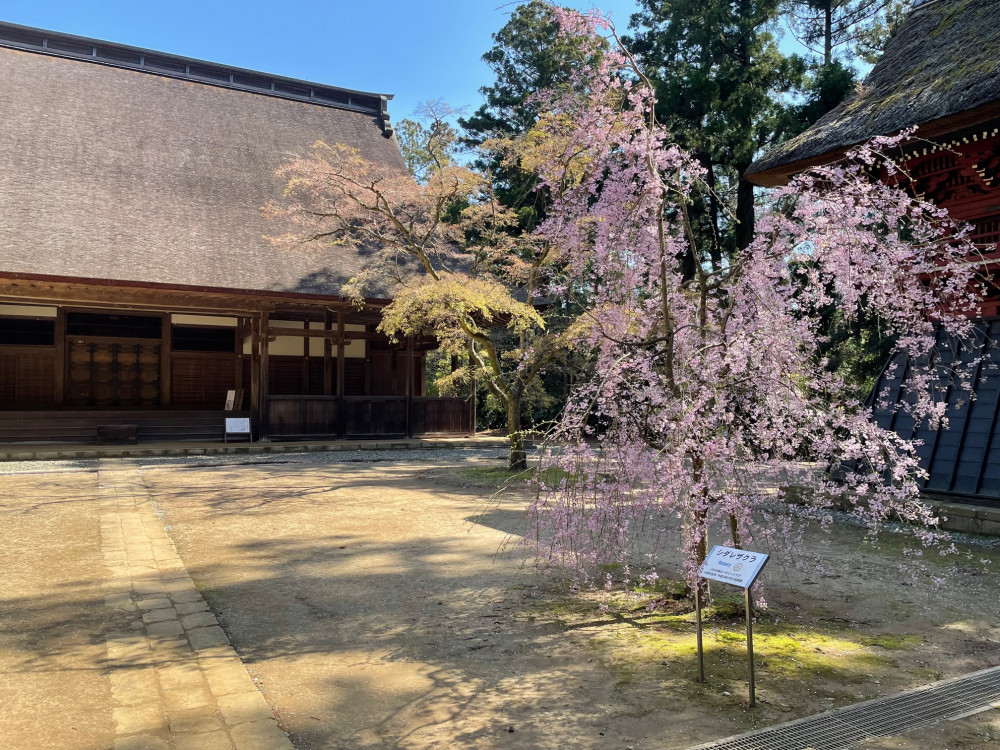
[729,513,743,549]
[824,2,833,67]
[694,503,711,609]
[692,457,711,607]
[735,171,755,251]
[506,394,527,471]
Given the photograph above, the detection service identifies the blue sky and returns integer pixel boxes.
[1,0,645,124]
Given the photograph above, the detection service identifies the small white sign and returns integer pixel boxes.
[225,417,251,434]
[699,545,768,589]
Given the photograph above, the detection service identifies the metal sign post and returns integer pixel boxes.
[745,585,756,705]
[695,583,705,683]
[695,545,769,707]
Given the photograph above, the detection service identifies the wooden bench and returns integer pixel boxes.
[97,424,139,444]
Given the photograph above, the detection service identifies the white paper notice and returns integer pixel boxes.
[225,417,251,434]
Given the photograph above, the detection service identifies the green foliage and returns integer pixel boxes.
[461,1,598,140]
[818,307,897,401]
[452,3,607,437]
[395,103,462,183]
[794,59,857,127]
[853,0,906,64]
[380,275,545,352]
[627,0,807,261]
[424,349,471,398]
[460,0,605,213]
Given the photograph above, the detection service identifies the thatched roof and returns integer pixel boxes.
[0,22,406,299]
[747,0,1000,187]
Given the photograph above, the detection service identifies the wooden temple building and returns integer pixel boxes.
[747,0,1000,503]
[0,21,473,443]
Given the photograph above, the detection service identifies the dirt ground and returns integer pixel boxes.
[142,455,1000,749]
[2,452,999,749]
[0,472,116,750]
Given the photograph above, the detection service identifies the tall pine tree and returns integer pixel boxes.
[627,0,806,268]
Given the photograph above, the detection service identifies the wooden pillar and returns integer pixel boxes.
[323,309,334,396]
[160,313,171,407]
[405,334,414,438]
[336,311,345,436]
[249,315,261,426]
[234,317,244,394]
[260,311,270,440]
[302,322,310,394]
[468,342,477,437]
[54,307,66,406]
[363,324,372,396]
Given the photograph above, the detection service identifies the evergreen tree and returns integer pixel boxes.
[626,0,807,268]
[459,0,604,220]
[784,0,907,66]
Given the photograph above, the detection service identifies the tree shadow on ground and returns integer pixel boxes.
[4,460,1000,750]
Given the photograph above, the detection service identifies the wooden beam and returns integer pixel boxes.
[266,326,395,342]
[363,324,371,397]
[301,322,309,395]
[249,315,261,428]
[235,317,245,393]
[0,275,383,316]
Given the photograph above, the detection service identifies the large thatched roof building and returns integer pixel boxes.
[747,0,1000,507]
[0,21,472,443]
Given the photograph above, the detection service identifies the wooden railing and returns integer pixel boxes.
[265,395,473,438]
[267,396,337,437]
[411,397,473,435]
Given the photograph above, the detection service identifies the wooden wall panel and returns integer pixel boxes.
[344,360,365,396]
[171,355,237,408]
[0,348,55,408]
[65,341,161,406]
[267,356,306,396]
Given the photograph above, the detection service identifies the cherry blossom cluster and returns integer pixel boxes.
[522,8,983,592]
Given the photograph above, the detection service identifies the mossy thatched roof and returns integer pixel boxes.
[747,0,1000,187]
[0,27,405,300]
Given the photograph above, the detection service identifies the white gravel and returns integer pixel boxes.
[0,446,518,475]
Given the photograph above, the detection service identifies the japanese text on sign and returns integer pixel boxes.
[225,417,251,434]
[699,545,769,589]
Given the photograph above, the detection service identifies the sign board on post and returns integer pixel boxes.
[695,545,769,708]
[700,545,768,589]
[224,417,251,443]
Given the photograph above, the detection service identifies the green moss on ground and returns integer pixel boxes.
[525,584,926,722]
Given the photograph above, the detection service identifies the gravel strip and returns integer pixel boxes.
[124,446,515,470]
[0,458,99,475]
[0,446,520,475]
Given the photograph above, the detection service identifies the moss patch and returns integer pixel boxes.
[526,585,925,725]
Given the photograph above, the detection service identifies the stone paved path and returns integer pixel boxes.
[98,459,293,750]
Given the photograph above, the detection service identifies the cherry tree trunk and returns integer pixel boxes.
[507,396,527,471]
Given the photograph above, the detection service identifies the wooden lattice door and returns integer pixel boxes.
[66,340,161,406]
